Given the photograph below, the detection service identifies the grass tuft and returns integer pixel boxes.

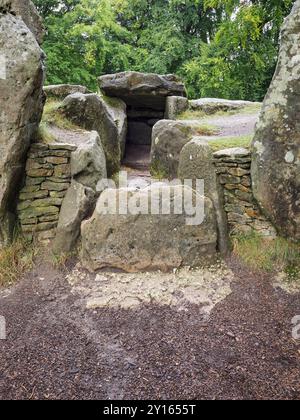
[0,237,36,288]
[193,124,219,136]
[50,251,76,270]
[208,134,253,151]
[150,160,169,180]
[42,99,78,130]
[37,122,56,144]
[232,231,300,279]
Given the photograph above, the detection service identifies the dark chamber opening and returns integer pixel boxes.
[126,106,164,146]
[122,103,166,171]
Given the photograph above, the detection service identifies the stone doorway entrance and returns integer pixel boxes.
[123,105,163,172]
[98,72,187,172]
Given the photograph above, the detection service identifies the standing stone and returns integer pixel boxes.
[165,96,189,119]
[61,93,127,176]
[70,131,107,191]
[150,120,207,179]
[178,138,229,255]
[0,6,44,245]
[53,180,95,254]
[0,0,44,44]
[251,1,300,240]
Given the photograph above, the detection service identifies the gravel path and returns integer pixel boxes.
[0,258,299,400]
[184,113,259,138]
[207,113,259,137]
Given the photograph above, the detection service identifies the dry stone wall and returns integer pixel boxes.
[17,143,76,241]
[213,148,276,237]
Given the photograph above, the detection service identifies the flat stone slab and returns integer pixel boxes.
[190,98,261,112]
[44,84,90,99]
[98,71,186,110]
[213,148,251,159]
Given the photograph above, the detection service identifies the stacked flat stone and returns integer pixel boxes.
[17,143,76,241]
[213,148,276,237]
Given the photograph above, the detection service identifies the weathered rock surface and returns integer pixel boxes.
[178,138,229,254]
[251,1,300,241]
[150,120,206,179]
[0,10,44,245]
[61,93,127,175]
[81,183,217,273]
[0,0,44,44]
[44,84,90,99]
[190,98,260,114]
[53,180,95,254]
[165,96,189,119]
[71,131,107,191]
[103,96,127,158]
[99,72,186,111]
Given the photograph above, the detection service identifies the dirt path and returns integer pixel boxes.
[185,113,259,138]
[207,113,259,137]
[0,258,299,400]
[122,144,152,180]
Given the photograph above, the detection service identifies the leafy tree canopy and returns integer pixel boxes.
[33,0,295,100]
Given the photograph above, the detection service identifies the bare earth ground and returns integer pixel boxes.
[204,113,259,137]
[0,257,299,400]
[122,144,152,180]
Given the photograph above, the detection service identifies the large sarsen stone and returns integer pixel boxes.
[251,1,300,240]
[61,93,127,176]
[81,183,217,273]
[0,0,44,44]
[0,10,44,245]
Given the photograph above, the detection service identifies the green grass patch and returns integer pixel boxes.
[192,124,219,136]
[178,109,208,120]
[150,160,169,180]
[0,236,36,288]
[208,135,253,151]
[178,123,219,138]
[101,94,124,109]
[232,103,262,115]
[42,99,78,130]
[37,122,56,144]
[232,231,300,279]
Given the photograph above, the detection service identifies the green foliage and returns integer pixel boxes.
[42,99,78,130]
[33,0,295,99]
[182,0,294,100]
[150,159,169,180]
[232,231,300,279]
